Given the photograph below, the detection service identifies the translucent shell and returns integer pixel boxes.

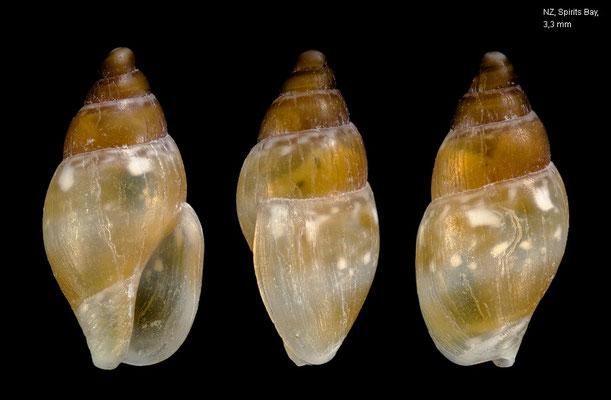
[431,51,551,199]
[237,50,379,365]
[42,48,204,369]
[416,52,568,367]
[237,123,367,249]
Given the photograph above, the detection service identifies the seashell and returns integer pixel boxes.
[42,48,204,370]
[415,51,569,367]
[236,50,379,366]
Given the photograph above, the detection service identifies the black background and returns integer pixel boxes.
[9,3,607,395]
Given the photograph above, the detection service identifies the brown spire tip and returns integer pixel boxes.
[258,50,348,140]
[469,51,517,93]
[101,47,137,78]
[84,47,150,104]
[480,51,509,68]
[294,50,327,71]
[64,47,166,158]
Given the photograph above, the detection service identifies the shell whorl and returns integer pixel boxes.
[431,51,551,200]
[63,47,168,158]
[258,50,350,141]
[236,50,369,249]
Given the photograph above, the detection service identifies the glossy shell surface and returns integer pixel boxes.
[43,48,204,369]
[415,52,568,367]
[237,50,379,365]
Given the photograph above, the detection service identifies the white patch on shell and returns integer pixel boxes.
[491,241,510,257]
[337,258,347,270]
[553,226,562,240]
[363,252,371,264]
[269,205,288,239]
[297,135,312,145]
[468,262,478,270]
[438,204,451,221]
[507,187,518,201]
[117,99,131,110]
[316,214,331,226]
[149,320,162,329]
[153,258,163,272]
[466,208,502,227]
[459,192,480,204]
[58,164,75,192]
[519,241,532,250]
[127,156,153,176]
[450,254,463,267]
[127,282,135,298]
[277,145,293,156]
[429,261,436,273]
[533,184,555,211]
[305,220,317,242]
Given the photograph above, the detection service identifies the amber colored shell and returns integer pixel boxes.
[416,51,568,367]
[245,50,367,202]
[63,47,167,158]
[258,50,351,141]
[237,50,370,248]
[237,50,379,366]
[44,47,204,369]
[431,52,551,199]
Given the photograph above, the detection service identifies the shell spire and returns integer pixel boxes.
[86,47,151,103]
[431,51,551,199]
[63,47,167,158]
[237,50,368,248]
[258,50,350,141]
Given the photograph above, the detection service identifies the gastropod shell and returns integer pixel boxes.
[236,50,380,366]
[43,48,204,369]
[416,51,569,367]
